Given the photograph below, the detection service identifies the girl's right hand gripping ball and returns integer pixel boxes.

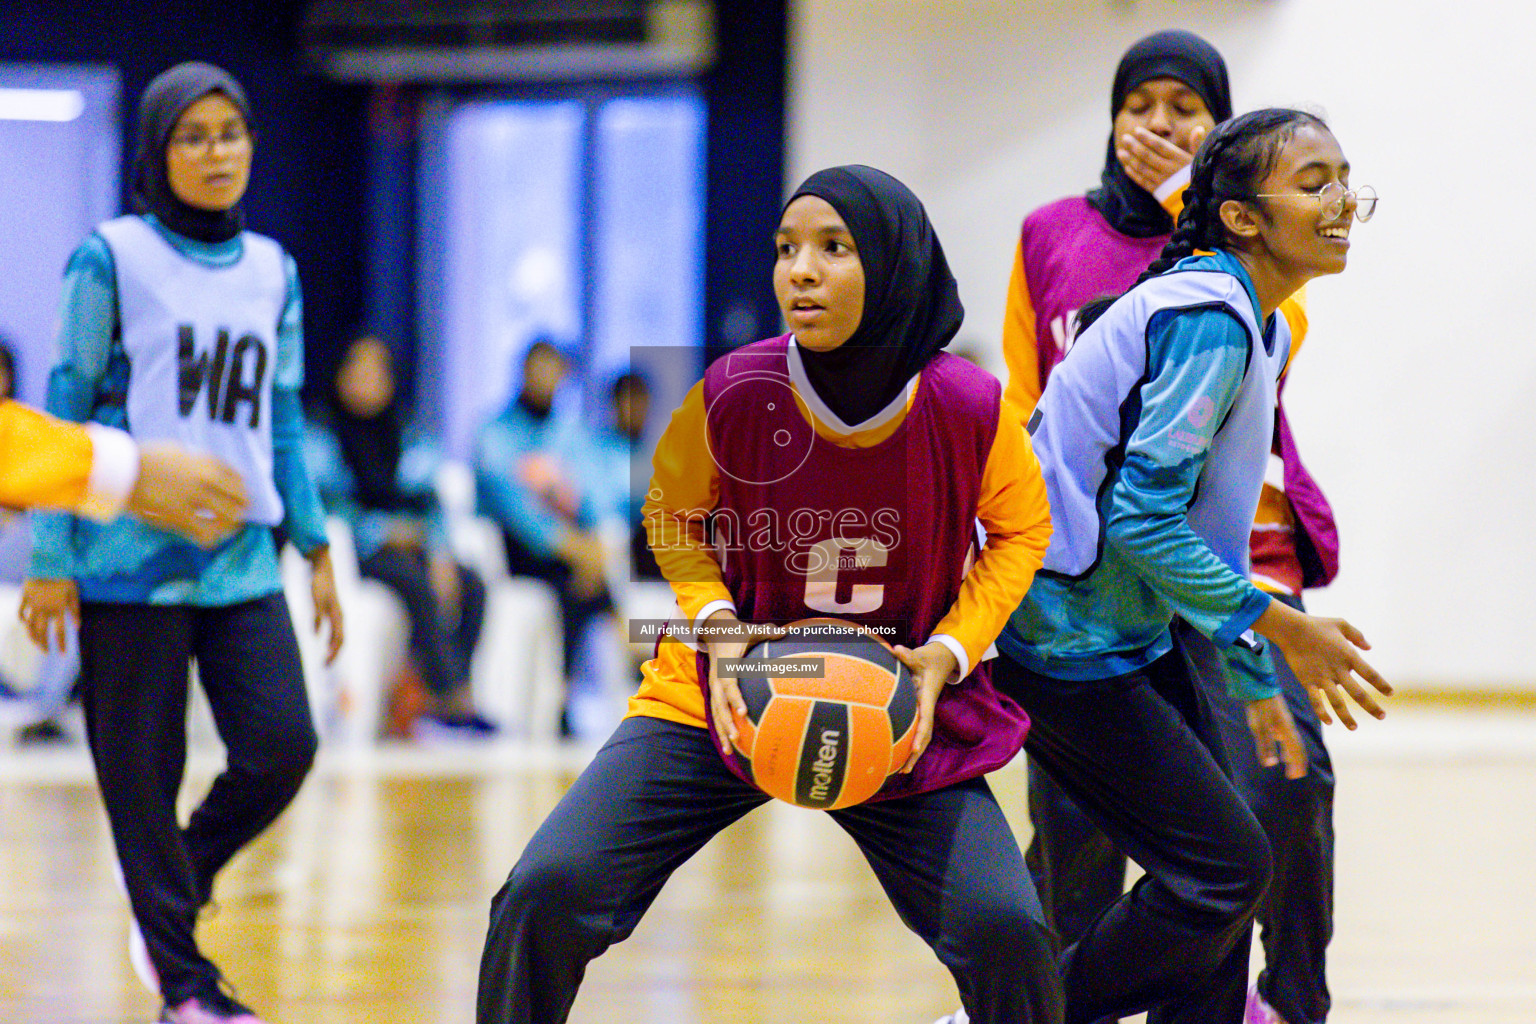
[729,617,917,810]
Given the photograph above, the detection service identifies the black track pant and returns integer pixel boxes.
[359,547,487,697]
[1027,598,1334,1023]
[501,529,612,681]
[997,626,1273,1024]
[79,594,317,1004]
[477,715,1063,1024]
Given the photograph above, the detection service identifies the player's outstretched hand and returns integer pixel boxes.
[1254,599,1393,729]
[309,547,345,665]
[1117,124,1206,195]
[701,611,784,757]
[891,641,959,774]
[128,442,247,547]
[19,578,80,653]
[1245,694,1307,780]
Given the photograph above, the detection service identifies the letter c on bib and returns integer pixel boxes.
[803,536,889,614]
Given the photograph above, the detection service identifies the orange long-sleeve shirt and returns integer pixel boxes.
[629,370,1053,729]
[0,399,137,518]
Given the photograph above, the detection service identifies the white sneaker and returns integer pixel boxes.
[113,860,159,994]
[128,917,160,993]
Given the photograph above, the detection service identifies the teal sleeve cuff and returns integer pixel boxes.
[272,390,328,554]
[1213,586,1271,647]
[274,255,306,391]
[1223,643,1281,702]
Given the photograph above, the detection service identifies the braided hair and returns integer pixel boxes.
[1075,107,1330,333]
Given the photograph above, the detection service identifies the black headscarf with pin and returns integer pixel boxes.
[1087,30,1232,238]
[784,165,964,426]
[130,61,253,244]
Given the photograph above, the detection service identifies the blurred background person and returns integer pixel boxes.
[475,339,622,740]
[594,371,662,583]
[588,370,674,671]
[307,333,492,739]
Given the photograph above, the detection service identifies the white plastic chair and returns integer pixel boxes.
[444,515,564,740]
[438,461,567,740]
[472,577,564,739]
[283,518,410,745]
[0,585,37,692]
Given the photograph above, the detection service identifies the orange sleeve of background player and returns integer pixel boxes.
[1000,240,1043,425]
[1279,288,1309,375]
[0,399,137,517]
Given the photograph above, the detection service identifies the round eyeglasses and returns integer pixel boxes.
[1253,182,1377,222]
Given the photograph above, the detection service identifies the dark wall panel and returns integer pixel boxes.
[700,2,786,364]
[0,1,368,395]
[0,0,786,391]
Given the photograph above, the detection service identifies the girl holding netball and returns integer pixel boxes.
[20,62,342,1024]
[985,109,1388,1024]
[994,31,1348,1024]
[478,165,1060,1024]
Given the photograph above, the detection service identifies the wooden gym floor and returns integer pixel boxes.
[1,703,1533,1024]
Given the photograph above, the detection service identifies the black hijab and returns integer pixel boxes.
[329,341,430,514]
[131,62,253,244]
[785,165,963,426]
[1086,30,1232,238]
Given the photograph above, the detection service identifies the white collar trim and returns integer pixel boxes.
[786,337,918,435]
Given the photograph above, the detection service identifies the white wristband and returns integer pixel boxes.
[926,633,971,683]
[78,424,140,521]
[679,599,738,651]
[1153,164,1192,205]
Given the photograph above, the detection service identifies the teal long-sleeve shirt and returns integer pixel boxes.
[1000,251,1278,700]
[30,215,328,605]
[474,403,599,558]
[305,419,448,563]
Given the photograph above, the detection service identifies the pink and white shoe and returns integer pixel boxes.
[1245,984,1290,1024]
[159,992,267,1024]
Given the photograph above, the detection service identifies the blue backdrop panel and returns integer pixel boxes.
[0,63,118,405]
[418,98,585,457]
[591,92,705,438]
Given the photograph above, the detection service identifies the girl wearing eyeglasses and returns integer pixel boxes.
[966,108,1390,1024]
[20,62,342,1024]
[960,33,1376,1024]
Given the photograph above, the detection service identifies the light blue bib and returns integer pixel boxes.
[96,216,286,525]
[1030,267,1291,582]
